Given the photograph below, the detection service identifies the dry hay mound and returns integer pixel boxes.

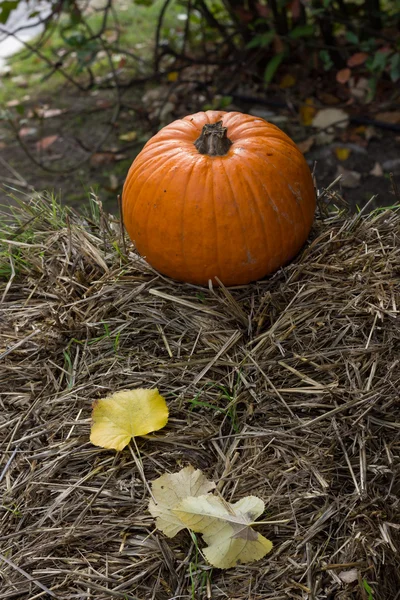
[1,195,399,600]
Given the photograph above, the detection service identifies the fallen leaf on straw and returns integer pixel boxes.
[90,388,168,450]
[149,466,272,568]
[175,494,273,568]
[149,466,216,537]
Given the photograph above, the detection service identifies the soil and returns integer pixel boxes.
[1,81,399,216]
[308,135,400,207]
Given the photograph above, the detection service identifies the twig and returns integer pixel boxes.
[129,440,155,502]
[0,447,18,484]
[117,194,127,256]
[154,0,173,72]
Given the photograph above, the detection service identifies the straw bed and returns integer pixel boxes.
[1,194,399,600]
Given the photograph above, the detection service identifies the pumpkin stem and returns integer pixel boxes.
[194,121,232,156]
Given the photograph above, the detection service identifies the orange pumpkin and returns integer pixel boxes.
[122,110,315,286]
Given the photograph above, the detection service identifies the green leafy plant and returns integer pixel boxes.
[0,0,20,24]
[264,51,286,83]
[362,578,374,600]
[203,95,233,111]
[246,30,275,50]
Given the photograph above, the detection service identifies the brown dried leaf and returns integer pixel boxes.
[256,2,270,18]
[89,152,116,167]
[289,0,301,19]
[95,99,113,109]
[279,74,296,89]
[118,56,127,69]
[41,108,65,119]
[19,127,38,139]
[336,68,351,84]
[318,92,341,105]
[273,34,285,54]
[36,135,59,151]
[297,136,315,153]
[347,52,368,68]
[375,112,400,124]
[6,99,21,107]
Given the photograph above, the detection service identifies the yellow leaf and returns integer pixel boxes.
[148,466,216,537]
[167,71,178,82]
[90,389,168,450]
[119,130,137,142]
[300,98,317,126]
[174,494,273,569]
[279,73,296,88]
[354,125,366,134]
[334,147,351,161]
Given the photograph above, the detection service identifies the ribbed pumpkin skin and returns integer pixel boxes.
[122,110,316,286]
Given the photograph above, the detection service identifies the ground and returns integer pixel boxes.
[0,75,399,216]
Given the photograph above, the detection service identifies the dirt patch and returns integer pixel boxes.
[0,86,150,213]
[0,82,399,215]
[308,134,400,209]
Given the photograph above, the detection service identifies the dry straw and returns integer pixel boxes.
[1,190,399,599]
